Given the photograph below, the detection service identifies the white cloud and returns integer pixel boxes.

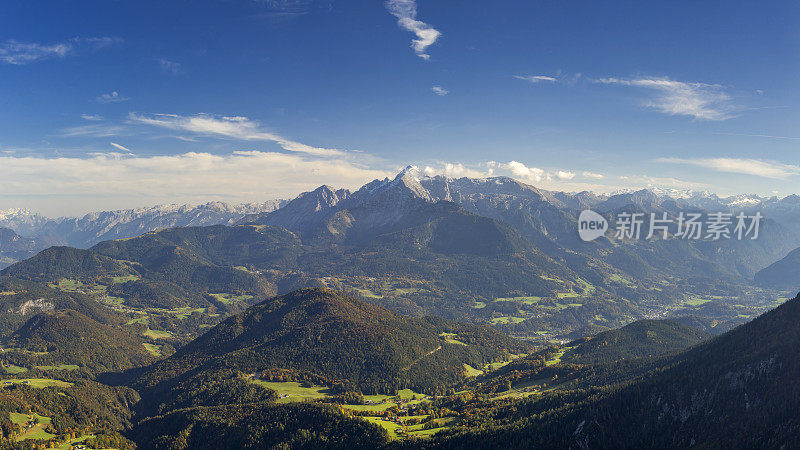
[110,142,133,154]
[386,0,441,60]
[128,113,347,156]
[158,58,182,75]
[423,163,493,178]
[96,91,130,104]
[514,75,557,83]
[596,76,735,121]
[501,160,545,183]
[614,174,709,190]
[0,37,120,65]
[431,85,448,96]
[81,114,103,121]
[0,151,391,216]
[427,161,706,194]
[657,157,800,179]
[0,40,70,65]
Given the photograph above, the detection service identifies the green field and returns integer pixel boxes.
[143,329,174,340]
[111,274,140,284]
[343,402,397,412]
[9,412,29,425]
[364,415,451,440]
[2,378,73,388]
[491,316,526,324]
[684,297,712,306]
[439,333,467,346]
[463,364,483,377]
[354,288,382,299]
[389,287,419,295]
[364,417,403,439]
[164,307,207,320]
[126,315,150,325]
[50,278,83,291]
[55,434,96,450]
[577,278,597,295]
[472,301,486,309]
[546,348,568,366]
[143,343,163,357]
[2,363,28,374]
[10,413,54,442]
[483,354,526,371]
[607,273,636,287]
[35,364,79,371]
[252,380,332,403]
[397,389,423,400]
[209,293,254,304]
[494,296,543,304]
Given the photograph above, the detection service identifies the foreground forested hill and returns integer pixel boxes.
[131,288,531,404]
[429,293,800,449]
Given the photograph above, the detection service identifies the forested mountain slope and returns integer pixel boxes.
[132,288,531,402]
[755,246,800,290]
[433,292,800,448]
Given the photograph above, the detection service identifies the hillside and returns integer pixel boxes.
[432,293,800,448]
[1,246,133,282]
[131,288,531,412]
[466,318,710,397]
[563,319,710,365]
[130,402,388,450]
[0,227,42,269]
[755,246,800,289]
[5,309,156,372]
[1,227,277,311]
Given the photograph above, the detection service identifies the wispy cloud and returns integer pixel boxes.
[60,123,128,138]
[0,41,70,65]
[596,76,736,121]
[158,58,182,75]
[0,37,120,65]
[713,132,800,141]
[657,157,800,179]
[128,113,347,156]
[81,114,103,121]
[514,75,557,84]
[431,85,448,96]
[0,151,390,216]
[110,142,133,154]
[581,171,604,179]
[96,91,130,104]
[386,0,441,60]
[555,170,575,180]
[616,174,709,190]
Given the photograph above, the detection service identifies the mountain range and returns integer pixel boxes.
[0,201,284,268]
[2,167,796,342]
[0,162,798,447]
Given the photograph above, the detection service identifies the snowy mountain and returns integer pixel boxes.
[0,200,285,256]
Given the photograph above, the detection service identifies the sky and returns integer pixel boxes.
[1,0,798,216]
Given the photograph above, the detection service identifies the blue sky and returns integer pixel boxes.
[0,0,798,215]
